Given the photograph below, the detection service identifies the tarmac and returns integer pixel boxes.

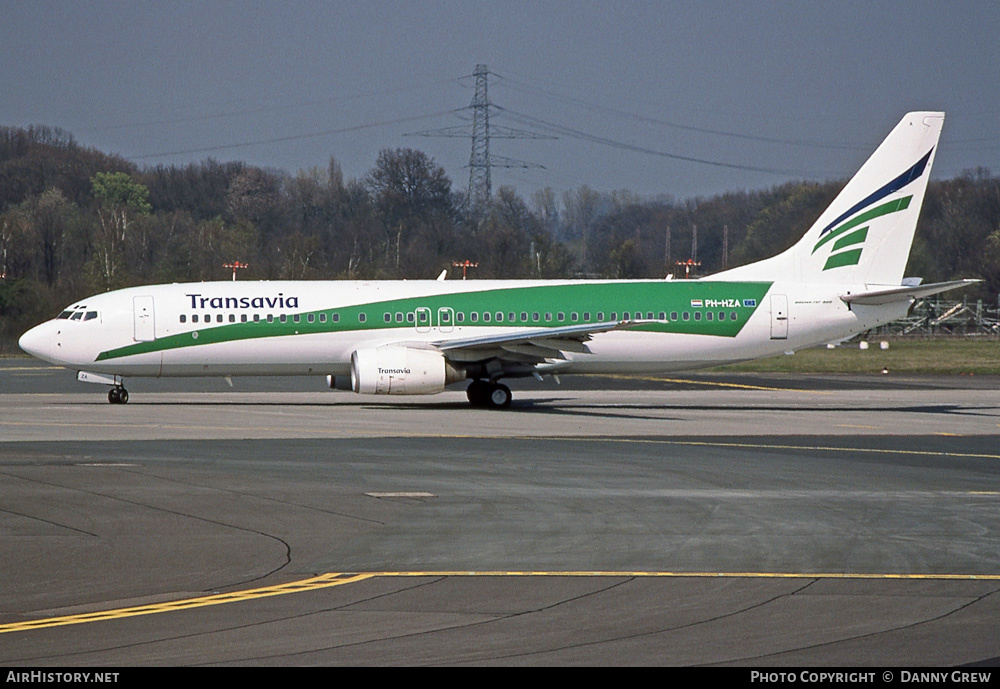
[1,359,999,665]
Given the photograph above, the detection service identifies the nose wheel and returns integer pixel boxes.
[108,386,129,404]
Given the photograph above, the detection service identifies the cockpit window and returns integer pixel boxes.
[57,311,72,319]
[84,312,98,321]
[70,312,83,320]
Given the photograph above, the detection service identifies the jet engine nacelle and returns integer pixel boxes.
[350,346,465,395]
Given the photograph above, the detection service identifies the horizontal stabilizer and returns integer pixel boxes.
[840,279,979,305]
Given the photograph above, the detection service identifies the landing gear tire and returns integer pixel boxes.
[467,380,512,409]
[467,380,490,407]
[108,387,129,404]
[487,383,512,409]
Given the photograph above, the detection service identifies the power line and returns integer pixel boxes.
[494,72,866,152]
[130,110,458,160]
[498,107,804,177]
[76,77,460,135]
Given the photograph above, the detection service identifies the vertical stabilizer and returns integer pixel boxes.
[713,112,944,286]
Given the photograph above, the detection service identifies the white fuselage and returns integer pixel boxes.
[18,279,906,381]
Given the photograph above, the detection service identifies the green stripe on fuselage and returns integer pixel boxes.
[96,281,773,361]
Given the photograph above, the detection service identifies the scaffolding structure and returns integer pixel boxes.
[869,297,1000,337]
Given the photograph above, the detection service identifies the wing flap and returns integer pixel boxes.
[433,320,647,364]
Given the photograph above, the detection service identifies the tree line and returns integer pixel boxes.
[2,124,998,351]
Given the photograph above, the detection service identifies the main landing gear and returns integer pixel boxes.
[466,379,512,409]
[108,386,129,404]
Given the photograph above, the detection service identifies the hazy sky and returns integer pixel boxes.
[3,1,998,201]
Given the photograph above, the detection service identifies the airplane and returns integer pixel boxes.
[18,111,976,409]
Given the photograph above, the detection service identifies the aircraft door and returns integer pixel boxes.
[437,307,455,333]
[133,295,155,342]
[415,306,431,333]
[770,294,788,340]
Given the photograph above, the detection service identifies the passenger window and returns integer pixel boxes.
[384,313,391,323]
[395,312,403,323]
[682,312,690,321]
[583,312,590,321]
[293,314,300,323]
[229,314,236,323]
[180,315,187,323]
[241,314,248,323]
[670,312,678,321]
[253,314,260,322]
[217,314,223,323]
[332,312,340,323]
[707,312,713,321]
[597,312,604,320]
[267,314,274,323]
[307,313,315,323]
[496,312,503,322]
[730,312,738,321]
[532,312,540,322]
[694,312,702,321]
[483,312,490,322]
[557,312,565,322]
[318,313,326,323]
[280,314,287,323]
[508,312,515,322]
[193,314,199,323]
[521,312,528,322]
[358,313,366,323]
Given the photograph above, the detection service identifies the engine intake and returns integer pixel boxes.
[351,346,465,395]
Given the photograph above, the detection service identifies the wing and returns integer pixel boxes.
[432,320,648,367]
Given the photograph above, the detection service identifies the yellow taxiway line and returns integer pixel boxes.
[600,374,829,393]
[4,569,1000,635]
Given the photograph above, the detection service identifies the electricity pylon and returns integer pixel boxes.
[408,64,554,208]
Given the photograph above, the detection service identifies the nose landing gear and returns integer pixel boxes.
[108,386,129,404]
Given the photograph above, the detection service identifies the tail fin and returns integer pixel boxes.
[714,112,944,286]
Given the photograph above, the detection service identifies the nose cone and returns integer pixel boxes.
[19,322,53,362]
